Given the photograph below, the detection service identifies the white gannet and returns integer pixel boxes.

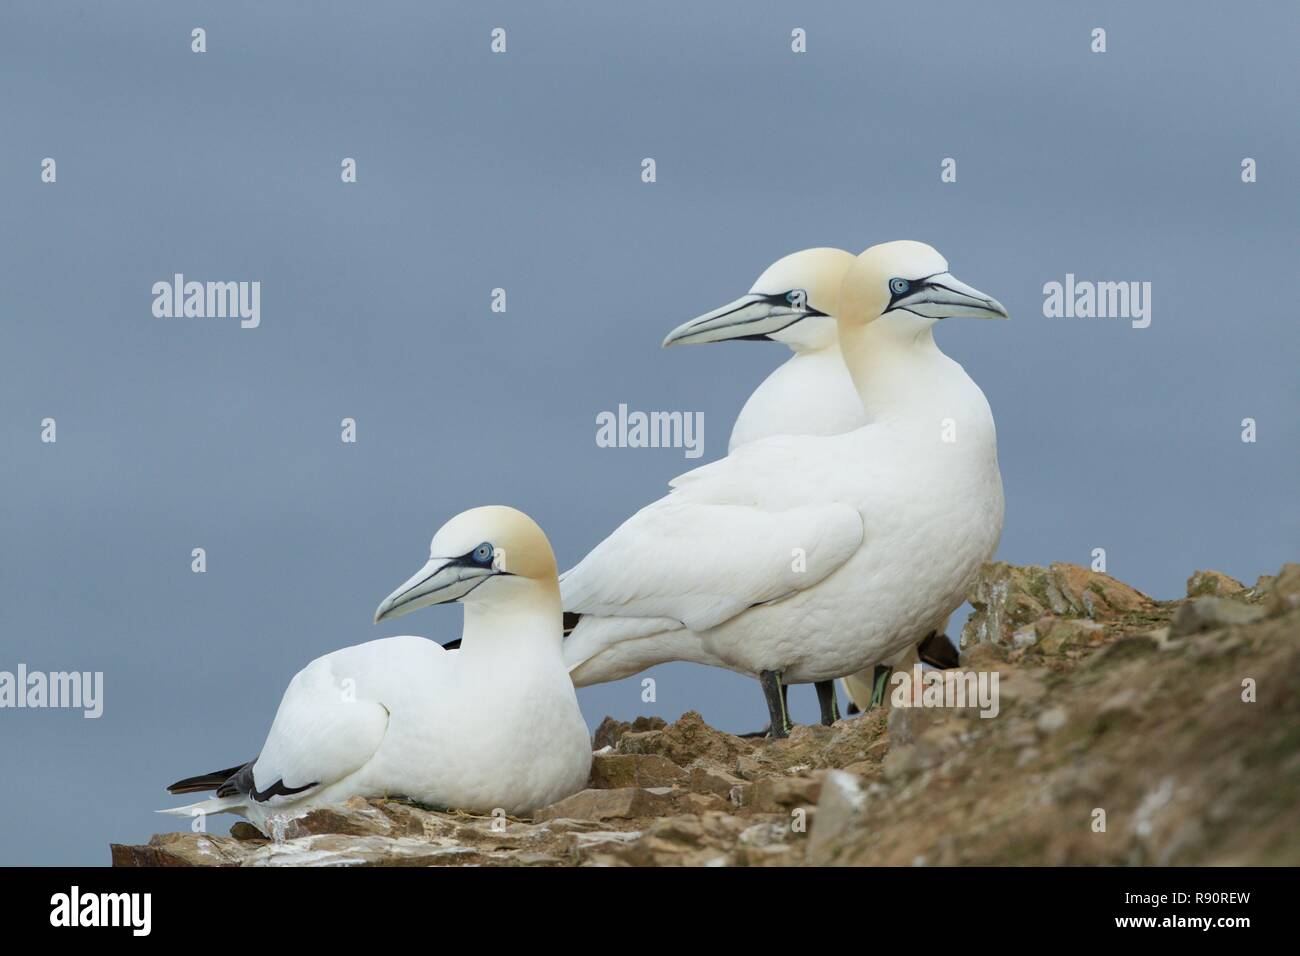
[663,247,866,725]
[661,248,866,453]
[163,506,592,832]
[660,248,960,724]
[562,241,1007,736]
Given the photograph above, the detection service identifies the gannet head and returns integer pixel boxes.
[661,248,856,351]
[373,506,558,623]
[839,240,1009,333]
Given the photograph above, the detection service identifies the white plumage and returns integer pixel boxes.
[162,507,591,832]
[563,241,1007,726]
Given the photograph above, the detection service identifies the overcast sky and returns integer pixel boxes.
[2,1,1296,864]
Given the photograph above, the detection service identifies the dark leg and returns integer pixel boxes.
[869,664,892,709]
[814,680,840,725]
[759,670,791,739]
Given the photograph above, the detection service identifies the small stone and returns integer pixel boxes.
[532,787,675,823]
[1169,597,1265,638]
[229,822,266,841]
[687,765,745,797]
[882,743,917,781]
[1264,563,1300,616]
[1036,707,1068,735]
[617,711,750,766]
[1036,618,1105,654]
[1186,570,1246,598]
[1012,624,1038,648]
[591,715,667,751]
[282,796,403,839]
[741,775,822,812]
[588,753,687,790]
[808,770,867,864]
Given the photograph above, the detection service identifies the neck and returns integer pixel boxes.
[458,580,564,666]
[837,317,963,422]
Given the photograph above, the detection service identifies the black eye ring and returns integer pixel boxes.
[470,542,494,566]
[786,289,808,308]
[889,278,910,295]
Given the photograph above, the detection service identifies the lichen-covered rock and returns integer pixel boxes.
[1186,569,1246,598]
[962,561,1155,648]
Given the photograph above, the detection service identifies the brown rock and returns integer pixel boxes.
[591,714,667,751]
[114,561,1300,869]
[1264,563,1300,616]
[1186,570,1246,598]
[229,822,266,841]
[588,752,687,790]
[1033,617,1107,654]
[282,796,411,839]
[741,775,822,812]
[687,765,747,800]
[808,770,867,864]
[111,832,251,867]
[1168,597,1266,638]
[962,561,1154,647]
[532,787,675,823]
[617,710,751,766]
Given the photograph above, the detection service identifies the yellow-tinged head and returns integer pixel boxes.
[373,506,558,623]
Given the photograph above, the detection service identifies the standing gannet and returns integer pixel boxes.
[162,507,592,832]
[660,248,956,723]
[661,248,866,453]
[562,241,1007,736]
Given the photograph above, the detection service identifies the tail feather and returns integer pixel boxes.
[157,794,247,818]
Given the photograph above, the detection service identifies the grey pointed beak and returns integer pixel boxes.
[373,557,492,623]
[662,292,827,347]
[893,273,1009,320]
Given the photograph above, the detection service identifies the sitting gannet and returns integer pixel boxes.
[163,507,592,832]
[660,248,957,723]
[562,241,1006,736]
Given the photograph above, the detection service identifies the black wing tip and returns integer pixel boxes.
[166,761,254,796]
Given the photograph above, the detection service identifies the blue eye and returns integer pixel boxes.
[471,543,494,566]
[786,289,807,307]
[889,278,910,295]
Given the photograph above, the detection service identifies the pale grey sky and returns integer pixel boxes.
[1,1,1296,864]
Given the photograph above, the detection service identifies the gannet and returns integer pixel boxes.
[661,248,866,453]
[163,507,592,831]
[562,241,1007,736]
[661,248,959,723]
